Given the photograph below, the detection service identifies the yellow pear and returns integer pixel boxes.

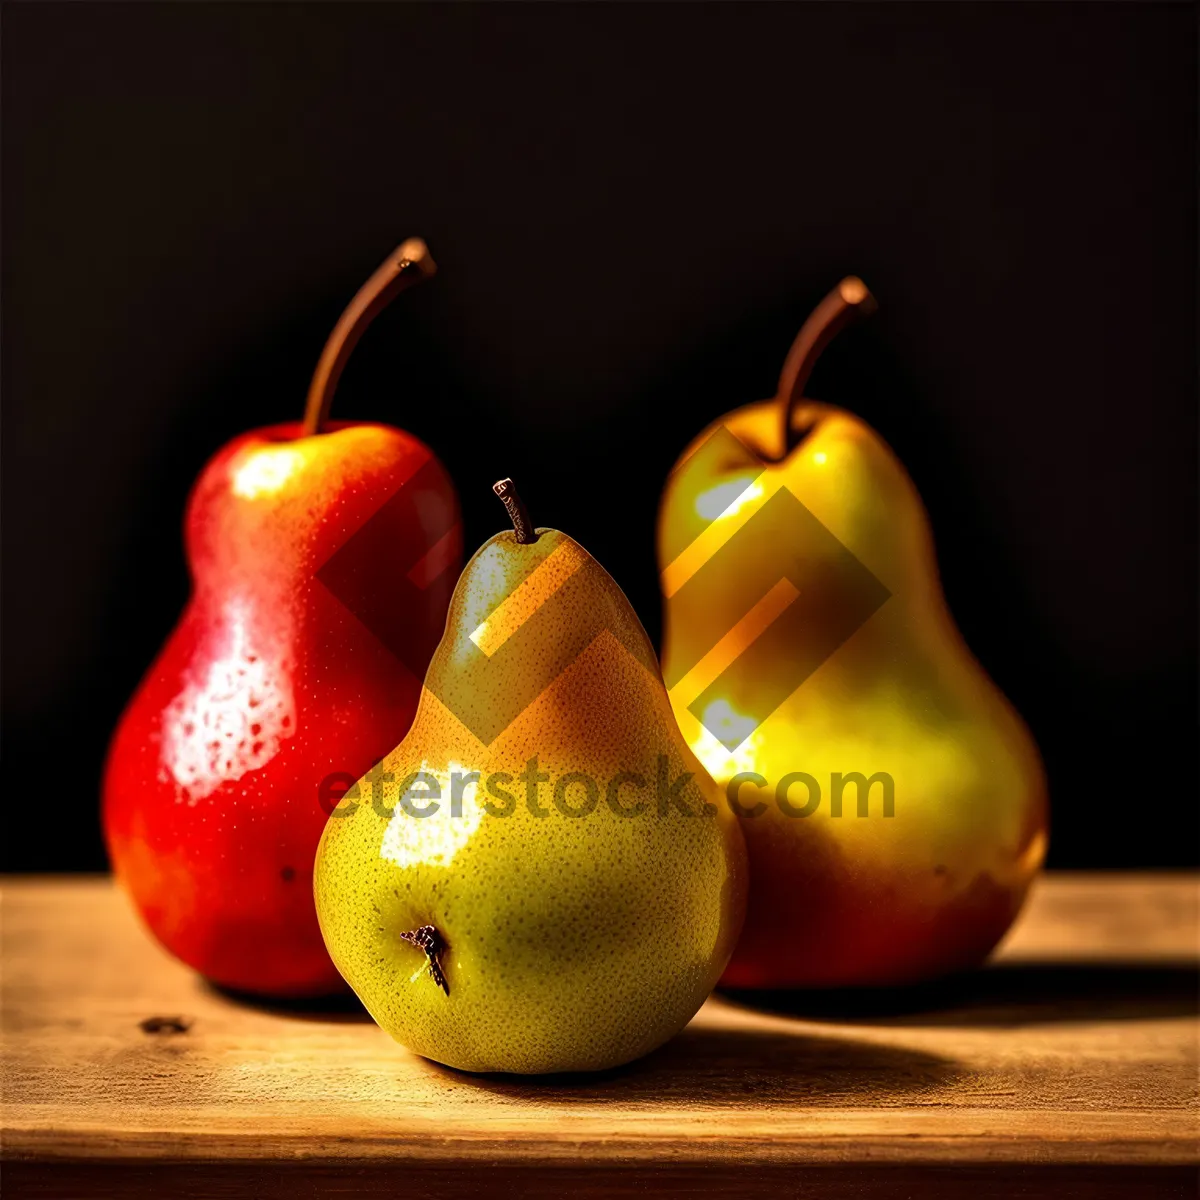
[657,281,1047,989]
[315,481,747,1072]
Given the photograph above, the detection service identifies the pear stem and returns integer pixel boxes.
[493,478,537,544]
[398,925,449,996]
[301,238,437,437]
[776,276,877,456]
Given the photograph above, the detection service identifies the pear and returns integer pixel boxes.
[314,481,747,1073]
[103,240,460,997]
[657,280,1048,989]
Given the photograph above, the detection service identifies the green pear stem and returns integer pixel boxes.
[301,238,437,437]
[776,276,877,456]
[493,478,537,544]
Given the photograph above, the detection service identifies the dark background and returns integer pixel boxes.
[2,3,1195,871]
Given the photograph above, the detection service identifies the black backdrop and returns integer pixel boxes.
[2,3,1196,871]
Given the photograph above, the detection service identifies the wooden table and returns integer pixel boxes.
[2,874,1196,1197]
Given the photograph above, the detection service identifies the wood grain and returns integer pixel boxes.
[2,873,1197,1197]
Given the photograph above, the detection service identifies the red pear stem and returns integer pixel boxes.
[492,478,537,544]
[301,238,437,437]
[777,276,877,455]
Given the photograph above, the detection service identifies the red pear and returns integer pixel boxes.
[104,241,461,996]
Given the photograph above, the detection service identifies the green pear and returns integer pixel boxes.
[314,482,747,1074]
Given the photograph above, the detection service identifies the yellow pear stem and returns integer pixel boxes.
[776,276,877,456]
[492,478,538,544]
[301,238,437,437]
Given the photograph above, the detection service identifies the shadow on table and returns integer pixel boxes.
[203,979,962,1104]
[206,982,372,1023]
[437,1023,960,1105]
[720,959,1199,1027]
